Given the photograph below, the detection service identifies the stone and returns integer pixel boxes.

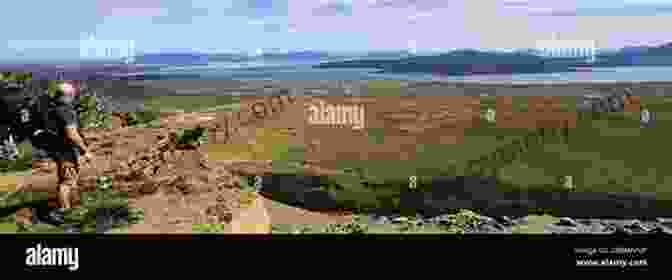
[649,225,672,234]
[496,216,514,226]
[391,216,409,223]
[624,220,650,233]
[557,217,579,227]
[514,216,530,225]
[612,224,631,234]
[544,224,578,234]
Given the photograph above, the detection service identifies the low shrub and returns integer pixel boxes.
[63,176,144,233]
[175,126,208,148]
[125,110,161,127]
[77,87,113,129]
[192,223,226,233]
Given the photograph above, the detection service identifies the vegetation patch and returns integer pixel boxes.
[175,126,209,148]
[77,89,113,129]
[125,110,162,127]
[58,176,144,233]
[192,223,226,233]
[204,127,299,161]
[2,176,145,234]
[271,210,494,234]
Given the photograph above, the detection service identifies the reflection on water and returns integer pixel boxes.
[137,65,672,82]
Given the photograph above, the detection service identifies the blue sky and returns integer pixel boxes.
[2,0,672,59]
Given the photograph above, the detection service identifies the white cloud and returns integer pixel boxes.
[407,11,433,22]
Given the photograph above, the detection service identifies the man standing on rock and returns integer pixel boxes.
[32,81,94,222]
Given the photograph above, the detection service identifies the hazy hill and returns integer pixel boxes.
[594,42,672,66]
[316,43,672,75]
[315,50,569,75]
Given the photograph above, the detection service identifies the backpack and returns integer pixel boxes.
[0,81,35,142]
[0,81,73,152]
[0,81,34,160]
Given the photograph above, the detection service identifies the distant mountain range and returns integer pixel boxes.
[315,50,559,75]
[593,42,672,66]
[314,42,672,76]
[130,42,672,66]
[130,49,415,66]
[2,42,669,79]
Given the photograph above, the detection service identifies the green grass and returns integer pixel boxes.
[192,223,227,233]
[0,176,144,234]
[291,94,672,216]
[143,95,241,113]
[270,210,509,234]
[510,215,560,234]
[204,127,304,162]
[365,80,403,96]
[0,222,18,232]
[126,110,162,127]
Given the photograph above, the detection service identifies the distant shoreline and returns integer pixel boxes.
[2,61,672,84]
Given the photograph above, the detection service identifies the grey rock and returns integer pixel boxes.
[607,95,624,112]
[365,215,391,225]
[587,223,608,233]
[373,215,390,225]
[496,216,514,226]
[612,224,631,234]
[544,224,579,234]
[656,217,672,224]
[488,221,508,232]
[479,216,497,225]
[649,225,672,234]
[514,216,530,225]
[391,216,409,224]
[573,219,608,232]
[476,223,507,233]
[640,108,655,128]
[656,218,672,229]
[557,217,579,227]
[429,214,453,225]
[624,220,650,233]
[574,219,596,227]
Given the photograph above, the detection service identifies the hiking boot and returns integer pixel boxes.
[46,208,66,225]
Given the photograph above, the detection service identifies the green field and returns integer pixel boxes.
[2,81,671,232]
[319,94,670,188]
[238,87,672,215]
[161,85,670,211]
